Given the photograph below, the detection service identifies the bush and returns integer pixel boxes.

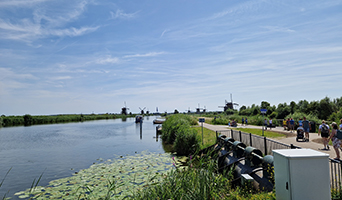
[173,127,200,156]
[161,114,201,155]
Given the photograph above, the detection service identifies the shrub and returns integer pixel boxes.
[161,114,201,155]
[173,127,200,156]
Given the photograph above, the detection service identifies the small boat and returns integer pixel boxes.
[135,115,143,123]
[153,118,165,124]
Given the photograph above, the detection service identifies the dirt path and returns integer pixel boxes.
[201,122,337,159]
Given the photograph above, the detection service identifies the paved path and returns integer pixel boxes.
[200,122,337,159]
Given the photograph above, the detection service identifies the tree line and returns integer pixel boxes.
[0,113,134,127]
[238,96,342,122]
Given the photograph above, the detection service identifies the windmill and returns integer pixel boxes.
[139,107,146,115]
[218,94,239,111]
[203,106,206,113]
[196,103,202,114]
[121,101,129,115]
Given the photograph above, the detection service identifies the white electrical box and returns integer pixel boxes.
[273,149,330,200]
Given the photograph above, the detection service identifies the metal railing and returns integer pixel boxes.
[216,129,299,155]
[216,129,342,192]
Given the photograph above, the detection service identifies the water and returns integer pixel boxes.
[0,116,164,199]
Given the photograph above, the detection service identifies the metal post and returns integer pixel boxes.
[231,129,234,139]
[249,133,252,146]
[264,136,267,155]
[239,131,242,142]
[262,113,265,136]
[216,131,218,143]
[201,122,204,145]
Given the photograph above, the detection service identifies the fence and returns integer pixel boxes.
[216,129,298,155]
[216,129,342,192]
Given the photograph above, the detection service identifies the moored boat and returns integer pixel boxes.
[135,115,143,123]
[153,118,165,124]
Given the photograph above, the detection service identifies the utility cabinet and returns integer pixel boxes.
[273,149,330,200]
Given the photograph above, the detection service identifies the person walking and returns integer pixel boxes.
[242,117,245,126]
[328,122,341,160]
[318,120,330,150]
[298,118,303,127]
[283,119,287,130]
[302,117,310,141]
[290,118,295,133]
[264,118,268,130]
[269,118,273,130]
[286,118,290,131]
[245,117,248,126]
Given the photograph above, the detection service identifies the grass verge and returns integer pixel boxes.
[232,127,286,138]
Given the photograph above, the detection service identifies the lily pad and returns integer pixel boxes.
[15,151,179,199]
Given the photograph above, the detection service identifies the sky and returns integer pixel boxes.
[0,0,342,116]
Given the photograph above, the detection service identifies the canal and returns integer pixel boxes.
[0,116,166,199]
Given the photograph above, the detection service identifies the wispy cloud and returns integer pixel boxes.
[0,0,98,43]
[123,52,165,58]
[160,29,169,38]
[110,9,138,20]
[261,26,296,33]
[0,0,48,7]
[95,56,120,64]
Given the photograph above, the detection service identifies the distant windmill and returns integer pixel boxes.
[196,103,205,114]
[146,108,150,115]
[121,101,129,115]
[139,107,146,115]
[218,94,239,111]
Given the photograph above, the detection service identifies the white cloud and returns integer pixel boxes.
[110,9,138,20]
[261,26,296,33]
[0,0,98,42]
[95,56,119,64]
[124,52,165,58]
[50,76,72,80]
[0,0,48,7]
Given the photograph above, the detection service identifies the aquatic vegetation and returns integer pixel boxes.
[14,151,176,199]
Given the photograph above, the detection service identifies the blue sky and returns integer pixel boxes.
[1,0,342,115]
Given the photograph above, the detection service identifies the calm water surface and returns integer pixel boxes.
[0,116,164,199]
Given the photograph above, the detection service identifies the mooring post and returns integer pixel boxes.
[249,133,252,146]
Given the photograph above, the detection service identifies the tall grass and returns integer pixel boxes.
[161,114,201,155]
[131,152,276,200]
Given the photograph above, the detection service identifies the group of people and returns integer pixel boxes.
[241,117,248,126]
[263,118,274,130]
[295,117,311,140]
[283,118,296,132]
[318,119,342,161]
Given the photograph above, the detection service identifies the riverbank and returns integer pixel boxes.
[0,113,147,127]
